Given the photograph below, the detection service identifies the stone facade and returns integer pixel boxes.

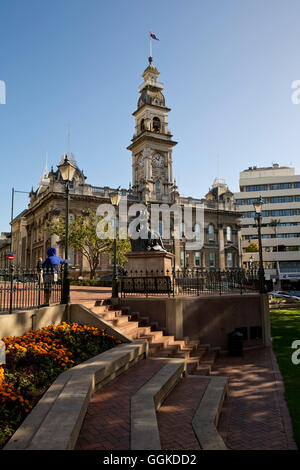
[9,58,241,275]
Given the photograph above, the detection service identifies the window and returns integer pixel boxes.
[180,223,185,237]
[180,251,184,267]
[294,182,300,188]
[227,252,233,268]
[245,185,268,192]
[194,223,201,241]
[208,224,214,241]
[235,199,244,205]
[277,233,298,238]
[271,209,294,216]
[141,119,145,131]
[270,196,293,203]
[295,196,300,202]
[153,117,161,132]
[270,183,292,190]
[246,197,268,205]
[226,226,232,242]
[159,220,163,236]
[209,252,215,267]
[247,211,269,218]
[195,252,200,266]
[155,179,161,194]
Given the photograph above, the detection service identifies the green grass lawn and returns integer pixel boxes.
[270,307,300,448]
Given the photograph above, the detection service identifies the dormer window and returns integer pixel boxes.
[153,117,161,132]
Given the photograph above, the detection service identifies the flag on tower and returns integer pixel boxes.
[150,31,159,40]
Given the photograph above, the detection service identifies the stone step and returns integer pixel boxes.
[136,326,152,336]
[150,344,180,358]
[91,305,110,314]
[149,343,164,356]
[193,351,218,376]
[139,331,164,342]
[185,358,201,375]
[147,335,175,346]
[117,321,140,335]
[105,316,132,327]
[93,310,123,321]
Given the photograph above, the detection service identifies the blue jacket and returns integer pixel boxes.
[42,247,67,272]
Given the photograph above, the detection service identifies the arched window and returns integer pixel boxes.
[208,224,214,241]
[155,179,161,194]
[141,119,145,131]
[153,117,161,132]
[226,226,232,242]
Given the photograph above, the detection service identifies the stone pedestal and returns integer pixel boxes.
[125,251,174,276]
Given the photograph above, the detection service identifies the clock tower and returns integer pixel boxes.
[127,57,177,203]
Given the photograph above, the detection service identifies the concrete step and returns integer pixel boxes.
[105,316,132,327]
[151,344,180,357]
[193,351,218,376]
[136,326,152,336]
[117,321,140,335]
[139,331,164,342]
[149,343,164,356]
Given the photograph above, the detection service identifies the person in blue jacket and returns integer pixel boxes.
[42,247,68,272]
[42,247,68,304]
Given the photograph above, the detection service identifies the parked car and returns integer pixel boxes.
[268,290,300,301]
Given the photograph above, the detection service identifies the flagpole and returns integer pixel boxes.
[149,34,152,59]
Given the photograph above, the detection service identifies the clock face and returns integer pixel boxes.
[153,154,163,167]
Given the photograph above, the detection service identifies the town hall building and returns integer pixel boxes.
[4,57,241,276]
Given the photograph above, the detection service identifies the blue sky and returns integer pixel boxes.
[1,0,300,231]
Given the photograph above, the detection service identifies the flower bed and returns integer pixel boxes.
[0,322,122,448]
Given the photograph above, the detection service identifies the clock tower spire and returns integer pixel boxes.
[127,58,177,203]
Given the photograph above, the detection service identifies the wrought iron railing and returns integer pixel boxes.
[0,265,63,313]
[119,268,259,297]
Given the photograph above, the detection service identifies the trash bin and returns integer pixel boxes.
[228,331,244,357]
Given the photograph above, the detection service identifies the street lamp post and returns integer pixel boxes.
[58,155,77,304]
[253,196,266,294]
[110,189,121,300]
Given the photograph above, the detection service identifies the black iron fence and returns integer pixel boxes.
[119,267,260,297]
[0,265,63,313]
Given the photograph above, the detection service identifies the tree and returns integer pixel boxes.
[246,242,259,252]
[47,209,131,279]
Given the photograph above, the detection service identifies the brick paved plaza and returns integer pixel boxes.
[71,287,297,451]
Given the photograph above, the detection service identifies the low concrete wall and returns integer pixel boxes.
[0,305,67,339]
[119,294,270,351]
[0,304,132,345]
[4,341,148,450]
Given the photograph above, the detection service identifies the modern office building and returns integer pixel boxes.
[235,164,300,289]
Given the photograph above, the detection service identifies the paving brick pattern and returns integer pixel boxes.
[75,358,168,450]
[157,376,209,450]
[213,347,297,450]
